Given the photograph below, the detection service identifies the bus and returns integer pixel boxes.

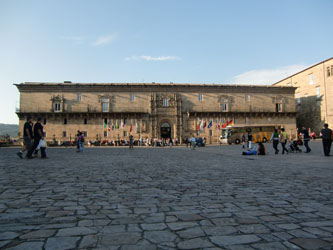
[221,125,280,144]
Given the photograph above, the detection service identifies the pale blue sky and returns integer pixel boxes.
[0,0,332,124]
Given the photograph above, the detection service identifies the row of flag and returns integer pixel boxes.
[103,119,139,133]
[196,119,234,131]
[103,118,234,133]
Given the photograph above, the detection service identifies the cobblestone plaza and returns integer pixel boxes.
[0,142,332,249]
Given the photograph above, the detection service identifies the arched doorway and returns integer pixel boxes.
[160,122,171,139]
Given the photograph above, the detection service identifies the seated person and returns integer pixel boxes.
[257,142,266,155]
[242,145,258,155]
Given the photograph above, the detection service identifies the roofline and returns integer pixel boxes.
[14,82,296,89]
[272,57,333,85]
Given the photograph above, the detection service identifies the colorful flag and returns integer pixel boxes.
[228,119,233,126]
[207,120,213,129]
[121,120,124,128]
[130,124,133,132]
[203,120,207,129]
[103,120,106,129]
[200,119,204,131]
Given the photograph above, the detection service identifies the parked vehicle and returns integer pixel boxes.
[221,125,280,144]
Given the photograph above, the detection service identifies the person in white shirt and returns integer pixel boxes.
[190,135,196,150]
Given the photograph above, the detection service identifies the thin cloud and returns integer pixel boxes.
[61,36,86,44]
[125,55,181,61]
[231,64,308,85]
[93,34,118,46]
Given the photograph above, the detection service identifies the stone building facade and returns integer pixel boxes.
[273,57,333,133]
[15,82,297,144]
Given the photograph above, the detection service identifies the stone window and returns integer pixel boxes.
[63,131,67,137]
[101,98,109,112]
[54,102,61,112]
[199,93,203,102]
[84,118,87,124]
[309,73,314,85]
[123,131,127,137]
[245,95,250,102]
[77,93,82,101]
[43,118,47,125]
[104,131,107,137]
[222,103,227,112]
[64,118,67,125]
[163,98,168,107]
[327,67,331,77]
[296,93,301,104]
[316,87,320,97]
[130,93,135,102]
[275,103,282,112]
[83,131,87,137]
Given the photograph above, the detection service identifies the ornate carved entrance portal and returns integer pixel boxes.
[160,122,171,139]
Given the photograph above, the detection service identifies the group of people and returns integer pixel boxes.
[242,124,332,156]
[16,117,47,159]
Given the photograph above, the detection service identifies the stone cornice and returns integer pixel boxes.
[14,82,296,94]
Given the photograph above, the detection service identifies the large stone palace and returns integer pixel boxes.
[15,82,297,144]
[273,57,333,134]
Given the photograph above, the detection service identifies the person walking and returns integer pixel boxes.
[129,135,134,150]
[190,135,196,150]
[280,128,288,154]
[27,117,46,159]
[78,132,84,152]
[320,123,332,156]
[169,138,173,148]
[185,137,189,148]
[302,127,311,153]
[76,130,81,152]
[270,129,280,154]
[247,131,253,149]
[241,134,246,149]
[17,116,33,159]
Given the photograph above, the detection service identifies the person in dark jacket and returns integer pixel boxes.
[17,116,33,158]
[320,123,332,156]
[27,117,46,159]
[302,127,311,153]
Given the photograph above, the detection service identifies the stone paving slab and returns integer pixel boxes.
[0,141,332,249]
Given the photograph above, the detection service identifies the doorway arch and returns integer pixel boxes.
[160,122,171,139]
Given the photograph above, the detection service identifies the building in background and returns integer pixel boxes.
[273,57,333,134]
[15,82,296,144]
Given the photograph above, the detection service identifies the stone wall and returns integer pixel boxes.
[274,58,333,133]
